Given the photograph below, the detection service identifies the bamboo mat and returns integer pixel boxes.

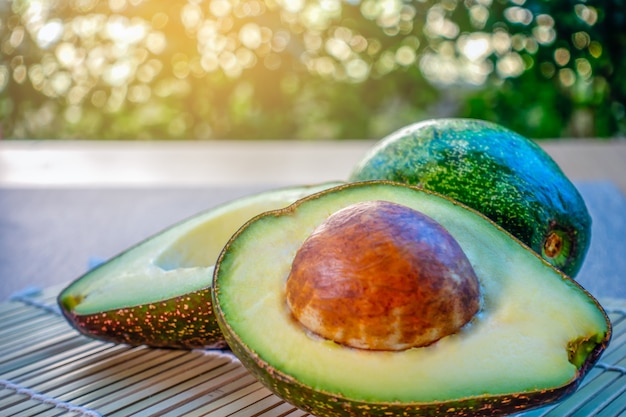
[1,287,625,417]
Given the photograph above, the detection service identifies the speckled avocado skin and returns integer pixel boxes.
[60,287,226,349]
[349,118,591,277]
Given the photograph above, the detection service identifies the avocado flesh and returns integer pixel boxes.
[213,181,610,415]
[58,182,340,349]
[349,118,591,277]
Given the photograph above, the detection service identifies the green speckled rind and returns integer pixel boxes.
[349,118,591,277]
[61,287,225,349]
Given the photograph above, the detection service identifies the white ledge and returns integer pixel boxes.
[1,139,625,192]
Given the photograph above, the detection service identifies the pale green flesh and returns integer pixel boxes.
[218,183,608,403]
[68,183,340,314]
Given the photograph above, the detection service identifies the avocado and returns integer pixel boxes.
[349,118,591,277]
[58,182,339,349]
[213,181,610,416]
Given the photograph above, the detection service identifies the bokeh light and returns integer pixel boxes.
[0,0,623,140]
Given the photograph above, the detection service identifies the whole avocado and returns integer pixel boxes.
[349,118,591,277]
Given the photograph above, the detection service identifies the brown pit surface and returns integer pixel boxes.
[285,200,481,351]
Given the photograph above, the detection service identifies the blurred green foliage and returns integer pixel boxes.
[1,0,624,140]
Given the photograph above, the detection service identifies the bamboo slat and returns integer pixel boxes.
[1,287,625,417]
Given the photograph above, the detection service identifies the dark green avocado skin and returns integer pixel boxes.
[59,287,226,349]
[349,118,591,277]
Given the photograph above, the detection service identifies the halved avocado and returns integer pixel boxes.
[58,182,340,349]
[213,181,610,416]
[349,118,591,277]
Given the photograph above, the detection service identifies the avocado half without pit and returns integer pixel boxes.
[213,181,611,417]
[57,182,339,349]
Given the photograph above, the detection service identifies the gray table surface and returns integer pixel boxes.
[1,180,625,303]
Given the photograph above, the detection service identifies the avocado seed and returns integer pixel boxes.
[285,200,481,351]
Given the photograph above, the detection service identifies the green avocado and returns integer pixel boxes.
[213,181,610,417]
[57,182,340,349]
[349,118,591,277]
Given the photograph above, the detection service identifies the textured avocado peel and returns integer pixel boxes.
[60,287,226,349]
[213,181,611,417]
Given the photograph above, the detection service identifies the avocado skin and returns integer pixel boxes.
[349,118,591,277]
[60,287,225,349]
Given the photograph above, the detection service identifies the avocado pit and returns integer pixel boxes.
[285,200,481,351]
